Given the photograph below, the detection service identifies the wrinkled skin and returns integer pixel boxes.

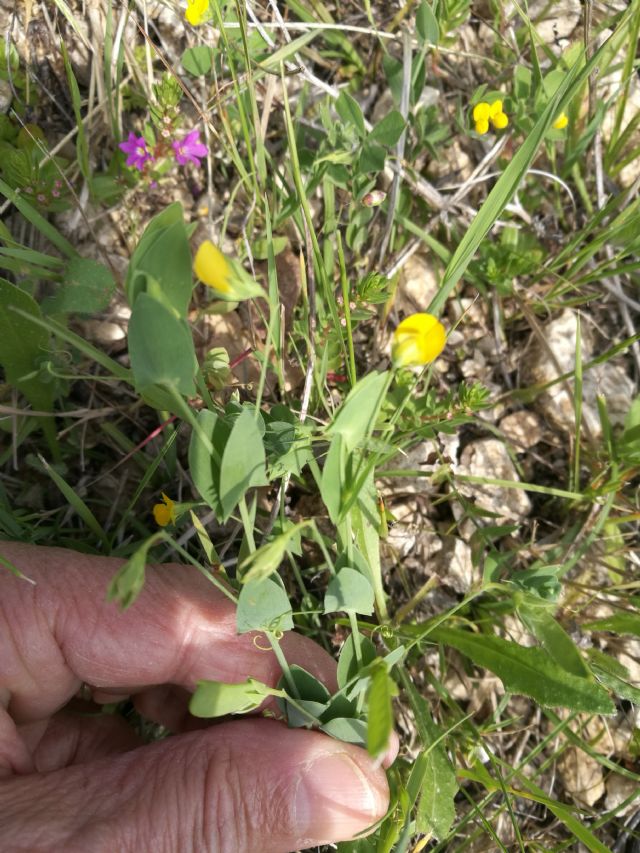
[0,542,392,852]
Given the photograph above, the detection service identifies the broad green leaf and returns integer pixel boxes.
[416,0,439,44]
[367,662,395,758]
[241,520,309,583]
[585,612,640,637]
[402,675,457,841]
[358,141,386,173]
[278,665,331,727]
[181,45,214,76]
[320,717,368,746]
[236,576,293,634]
[107,533,163,608]
[326,370,390,454]
[43,257,115,315]
[335,91,365,137]
[433,627,615,714]
[324,568,375,615]
[517,597,591,679]
[128,293,197,397]
[125,204,193,316]
[320,434,345,523]
[188,408,228,519]
[130,220,193,317]
[369,111,405,147]
[337,633,377,689]
[0,278,54,413]
[189,678,272,717]
[219,409,268,520]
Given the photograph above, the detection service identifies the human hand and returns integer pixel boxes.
[0,542,391,852]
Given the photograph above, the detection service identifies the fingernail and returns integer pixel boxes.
[294,751,388,843]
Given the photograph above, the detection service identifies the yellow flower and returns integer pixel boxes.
[391,313,446,368]
[553,112,569,130]
[153,493,176,527]
[194,241,232,294]
[185,0,209,25]
[473,100,509,135]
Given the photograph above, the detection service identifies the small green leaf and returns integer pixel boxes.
[326,370,390,454]
[241,520,309,583]
[188,409,228,519]
[236,576,293,634]
[585,612,640,637]
[369,110,405,147]
[219,409,268,520]
[320,717,368,746]
[367,662,395,758]
[358,141,386,173]
[337,633,377,688]
[181,45,214,76]
[335,91,365,137]
[107,533,163,608]
[324,568,375,615]
[189,678,272,717]
[434,626,615,714]
[416,0,439,45]
[128,293,197,398]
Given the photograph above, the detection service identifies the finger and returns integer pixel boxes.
[0,541,337,725]
[0,719,389,852]
[20,711,142,773]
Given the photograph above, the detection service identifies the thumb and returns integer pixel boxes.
[1,719,389,852]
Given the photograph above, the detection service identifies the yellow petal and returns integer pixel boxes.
[553,112,568,129]
[475,118,489,135]
[194,241,232,294]
[153,493,176,526]
[492,111,508,130]
[488,100,503,119]
[153,503,171,526]
[473,102,490,122]
[391,313,446,368]
[185,0,208,25]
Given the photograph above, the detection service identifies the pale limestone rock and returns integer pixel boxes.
[457,438,532,521]
[499,410,543,449]
[396,254,439,315]
[605,773,640,817]
[524,310,635,437]
[557,747,605,808]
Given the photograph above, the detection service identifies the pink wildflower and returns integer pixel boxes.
[119,132,153,171]
[172,129,208,166]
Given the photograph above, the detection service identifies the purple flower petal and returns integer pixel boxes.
[172,129,208,167]
[119,132,152,171]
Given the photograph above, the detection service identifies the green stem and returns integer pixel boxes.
[268,631,299,698]
[337,231,356,387]
[238,496,256,554]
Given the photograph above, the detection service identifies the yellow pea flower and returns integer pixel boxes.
[153,493,176,527]
[193,240,264,301]
[391,313,446,368]
[473,100,508,134]
[194,241,232,294]
[185,0,210,26]
[553,112,569,130]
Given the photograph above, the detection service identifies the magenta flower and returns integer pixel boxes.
[172,129,208,166]
[119,132,152,171]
